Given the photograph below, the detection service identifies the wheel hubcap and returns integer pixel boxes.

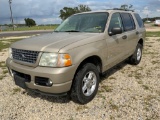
[82,71,97,96]
[137,48,142,61]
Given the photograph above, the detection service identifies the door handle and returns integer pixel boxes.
[122,35,127,39]
[136,31,139,35]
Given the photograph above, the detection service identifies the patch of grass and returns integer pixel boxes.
[120,70,125,73]
[146,31,160,37]
[97,87,106,100]
[0,41,10,51]
[144,95,156,102]
[131,96,137,100]
[102,85,113,92]
[145,38,149,41]
[110,116,115,120]
[128,74,133,77]
[134,72,142,79]
[156,90,160,96]
[143,95,158,115]
[0,62,8,78]
[0,75,4,80]
[3,25,58,32]
[76,105,88,111]
[0,62,6,67]
[97,91,106,99]
[152,61,160,65]
[137,67,144,71]
[0,39,22,51]
[68,116,74,120]
[145,41,155,44]
[143,51,157,55]
[109,100,119,111]
[137,80,143,84]
[2,69,8,74]
[109,77,116,80]
[12,88,21,94]
[110,104,119,111]
[142,85,150,90]
[146,113,159,120]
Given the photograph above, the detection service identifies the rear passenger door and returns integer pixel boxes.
[134,13,146,44]
[120,13,138,55]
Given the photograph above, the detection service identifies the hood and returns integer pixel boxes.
[11,32,99,52]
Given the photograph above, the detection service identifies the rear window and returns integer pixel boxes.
[134,13,144,28]
[121,13,135,31]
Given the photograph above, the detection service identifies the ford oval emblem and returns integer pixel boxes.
[20,54,26,58]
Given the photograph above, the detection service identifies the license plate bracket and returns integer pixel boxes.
[14,74,27,89]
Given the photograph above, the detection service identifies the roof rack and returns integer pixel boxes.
[113,8,134,12]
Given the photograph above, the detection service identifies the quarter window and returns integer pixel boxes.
[134,13,144,28]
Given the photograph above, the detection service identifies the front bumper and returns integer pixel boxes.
[6,58,76,94]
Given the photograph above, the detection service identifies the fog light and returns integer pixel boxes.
[35,77,53,87]
[46,80,53,87]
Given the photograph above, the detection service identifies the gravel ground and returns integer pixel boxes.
[0,37,160,120]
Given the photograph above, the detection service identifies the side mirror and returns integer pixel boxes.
[109,27,122,36]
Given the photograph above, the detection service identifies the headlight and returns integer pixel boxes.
[8,48,12,59]
[39,53,72,67]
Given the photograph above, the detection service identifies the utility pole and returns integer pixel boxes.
[9,0,14,30]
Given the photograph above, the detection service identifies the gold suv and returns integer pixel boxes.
[6,9,145,104]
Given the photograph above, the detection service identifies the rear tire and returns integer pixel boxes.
[128,43,142,65]
[71,63,100,104]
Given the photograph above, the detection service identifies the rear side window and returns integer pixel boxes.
[134,13,144,28]
[121,13,135,31]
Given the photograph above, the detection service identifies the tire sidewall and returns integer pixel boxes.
[129,43,143,65]
[74,63,100,104]
[135,44,142,64]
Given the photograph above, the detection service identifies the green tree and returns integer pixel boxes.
[24,18,36,27]
[120,4,134,11]
[59,4,91,20]
[59,7,76,20]
[74,4,91,13]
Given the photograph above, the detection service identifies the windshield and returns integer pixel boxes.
[55,12,109,33]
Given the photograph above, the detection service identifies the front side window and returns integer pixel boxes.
[55,12,109,33]
[121,13,135,31]
[108,13,124,33]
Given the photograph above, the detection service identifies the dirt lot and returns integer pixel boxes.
[0,36,160,120]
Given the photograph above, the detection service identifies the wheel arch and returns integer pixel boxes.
[138,38,144,48]
[74,55,103,76]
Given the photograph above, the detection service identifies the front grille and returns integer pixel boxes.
[12,48,39,64]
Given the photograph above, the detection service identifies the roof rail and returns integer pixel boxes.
[113,8,134,12]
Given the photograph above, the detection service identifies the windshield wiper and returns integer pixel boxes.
[64,30,80,32]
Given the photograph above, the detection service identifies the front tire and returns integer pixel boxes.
[71,63,100,104]
[128,43,142,65]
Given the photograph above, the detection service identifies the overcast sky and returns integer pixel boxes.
[0,0,160,25]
